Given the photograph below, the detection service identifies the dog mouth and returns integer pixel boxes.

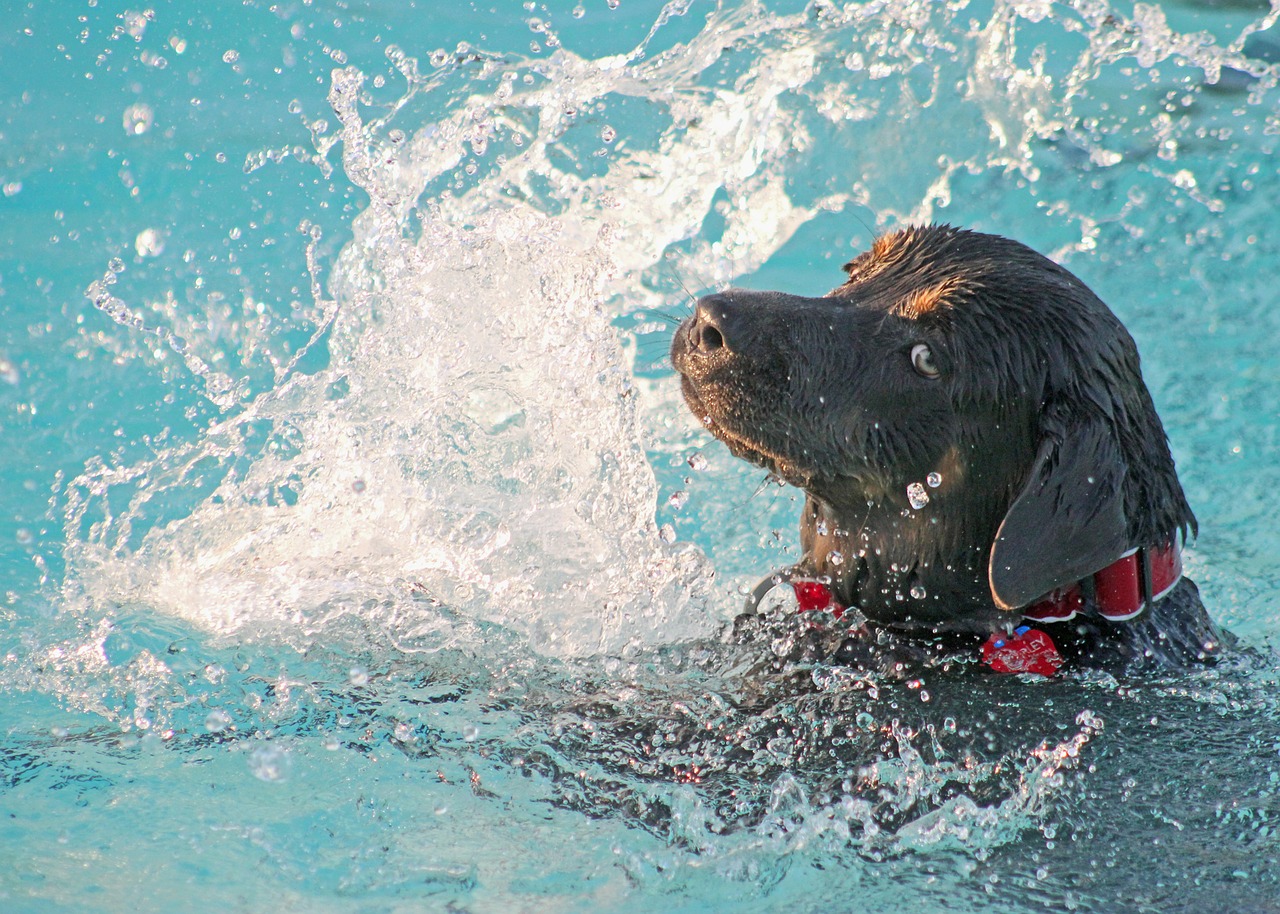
[677,373,817,489]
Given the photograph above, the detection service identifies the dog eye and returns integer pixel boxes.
[910,343,940,379]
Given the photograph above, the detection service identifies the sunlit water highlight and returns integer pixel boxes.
[2,1,1279,911]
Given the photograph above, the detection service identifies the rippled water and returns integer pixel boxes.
[3,1,1279,911]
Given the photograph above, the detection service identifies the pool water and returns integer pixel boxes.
[2,1,1279,911]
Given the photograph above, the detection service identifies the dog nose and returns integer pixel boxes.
[692,294,736,353]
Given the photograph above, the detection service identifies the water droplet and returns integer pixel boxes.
[686,452,707,471]
[907,482,929,509]
[249,744,292,782]
[943,717,957,733]
[134,227,164,258]
[828,550,844,566]
[667,490,688,510]
[601,125,616,143]
[816,520,829,536]
[572,4,585,17]
[909,584,927,599]
[222,49,240,64]
[351,478,366,493]
[463,725,479,742]
[348,666,369,686]
[122,102,153,135]
[108,257,125,274]
[658,523,676,543]
[855,712,875,729]
[926,471,942,488]
[205,710,233,733]
[15,528,32,545]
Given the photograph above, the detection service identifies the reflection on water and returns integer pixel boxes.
[2,1,1279,910]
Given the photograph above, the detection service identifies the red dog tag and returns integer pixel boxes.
[791,580,845,619]
[981,626,1063,677]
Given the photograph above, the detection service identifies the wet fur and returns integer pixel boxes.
[671,225,1228,669]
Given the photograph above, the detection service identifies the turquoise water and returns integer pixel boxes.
[3,1,1279,911]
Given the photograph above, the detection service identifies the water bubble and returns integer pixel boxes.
[667,490,689,510]
[828,550,845,566]
[249,744,292,782]
[204,710,233,733]
[2,182,22,197]
[123,10,149,40]
[906,482,930,509]
[108,257,126,274]
[601,125,617,143]
[351,478,366,493]
[686,452,707,471]
[134,228,164,258]
[572,4,585,17]
[658,523,676,543]
[463,724,479,742]
[909,583,927,599]
[0,358,18,385]
[348,666,369,686]
[926,471,942,488]
[122,102,153,136]
[855,712,875,729]
[222,49,240,64]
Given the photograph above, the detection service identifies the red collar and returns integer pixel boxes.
[1019,538,1183,625]
[781,535,1183,678]
[787,537,1182,624]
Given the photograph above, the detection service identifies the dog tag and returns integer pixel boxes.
[981,626,1063,677]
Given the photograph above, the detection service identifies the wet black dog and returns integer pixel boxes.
[671,225,1228,672]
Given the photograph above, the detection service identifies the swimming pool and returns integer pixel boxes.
[2,0,1278,910]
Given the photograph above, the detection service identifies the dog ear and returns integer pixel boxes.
[988,418,1130,611]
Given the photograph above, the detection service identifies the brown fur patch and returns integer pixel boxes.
[895,277,964,318]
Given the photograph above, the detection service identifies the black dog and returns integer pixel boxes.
[671,225,1228,673]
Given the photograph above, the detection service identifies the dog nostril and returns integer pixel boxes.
[699,323,724,351]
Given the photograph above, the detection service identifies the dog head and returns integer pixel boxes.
[671,225,1195,633]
